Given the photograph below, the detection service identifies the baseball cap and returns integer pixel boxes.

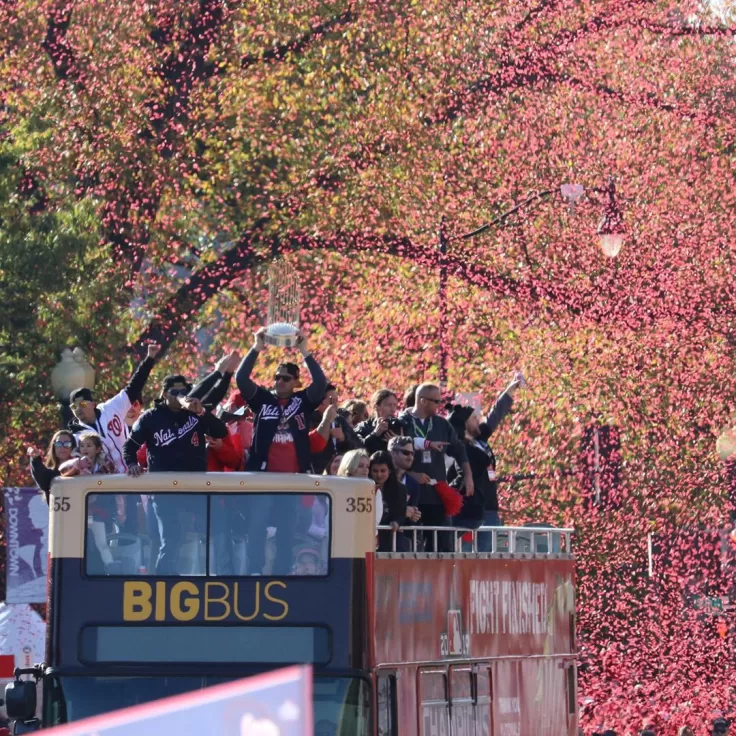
[162,375,193,392]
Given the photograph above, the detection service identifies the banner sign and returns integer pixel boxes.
[0,602,46,679]
[4,488,48,604]
[373,557,575,664]
[45,665,312,736]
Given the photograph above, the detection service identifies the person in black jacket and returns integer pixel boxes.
[355,389,402,455]
[447,372,524,552]
[399,383,472,552]
[235,328,327,575]
[123,374,228,574]
[370,451,409,552]
[235,328,326,473]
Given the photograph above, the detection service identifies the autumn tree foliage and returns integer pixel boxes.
[2,0,736,730]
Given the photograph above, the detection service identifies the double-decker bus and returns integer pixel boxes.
[373,525,577,735]
[7,473,576,734]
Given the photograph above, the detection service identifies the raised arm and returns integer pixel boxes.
[189,352,239,407]
[314,404,337,443]
[235,330,267,401]
[28,451,57,502]
[188,370,222,402]
[298,332,327,405]
[481,371,525,440]
[125,344,160,402]
[202,370,235,410]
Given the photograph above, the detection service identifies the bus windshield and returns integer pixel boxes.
[85,492,331,577]
[45,674,370,736]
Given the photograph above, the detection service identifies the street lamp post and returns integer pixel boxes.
[717,426,736,525]
[438,217,449,396]
[432,178,626,399]
[596,179,626,258]
[50,348,96,428]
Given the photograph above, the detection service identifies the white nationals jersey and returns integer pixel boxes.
[72,388,131,473]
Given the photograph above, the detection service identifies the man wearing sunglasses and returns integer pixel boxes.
[388,436,422,532]
[123,375,228,475]
[235,328,326,474]
[235,327,327,575]
[68,343,161,473]
[399,383,473,551]
[123,375,229,574]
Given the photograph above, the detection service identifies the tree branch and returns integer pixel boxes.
[129,227,556,358]
[105,0,228,275]
[513,0,561,32]
[41,0,85,90]
[130,218,269,358]
[435,0,727,125]
[638,19,736,37]
[240,8,356,70]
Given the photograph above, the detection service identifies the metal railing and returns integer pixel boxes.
[375,525,574,557]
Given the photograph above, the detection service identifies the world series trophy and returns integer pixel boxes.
[264,260,302,347]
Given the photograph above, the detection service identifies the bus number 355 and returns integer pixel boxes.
[346,497,373,513]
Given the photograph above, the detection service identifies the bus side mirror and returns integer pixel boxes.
[5,679,36,722]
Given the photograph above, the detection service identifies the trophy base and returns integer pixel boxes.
[264,323,300,348]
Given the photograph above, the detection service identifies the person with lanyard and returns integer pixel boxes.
[399,382,473,551]
[235,327,327,575]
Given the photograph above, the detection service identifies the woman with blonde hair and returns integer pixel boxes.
[337,449,382,530]
[337,449,370,478]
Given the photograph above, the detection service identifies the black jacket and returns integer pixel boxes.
[235,348,327,473]
[189,369,234,410]
[355,417,392,455]
[379,480,408,526]
[123,403,228,472]
[450,441,498,518]
[449,390,514,514]
[30,457,59,502]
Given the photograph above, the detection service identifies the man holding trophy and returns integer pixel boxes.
[235,326,327,474]
[234,261,328,574]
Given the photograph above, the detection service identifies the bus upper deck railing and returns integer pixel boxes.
[376,525,574,557]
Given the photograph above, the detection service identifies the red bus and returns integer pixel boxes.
[373,525,577,735]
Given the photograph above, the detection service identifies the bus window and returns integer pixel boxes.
[376,672,397,736]
[450,667,473,736]
[313,676,371,736]
[209,493,331,577]
[420,669,449,736]
[84,492,331,577]
[475,666,491,736]
[85,493,207,577]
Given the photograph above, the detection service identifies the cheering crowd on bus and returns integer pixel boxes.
[26,328,526,576]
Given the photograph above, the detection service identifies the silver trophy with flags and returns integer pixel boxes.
[264,260,302,347]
